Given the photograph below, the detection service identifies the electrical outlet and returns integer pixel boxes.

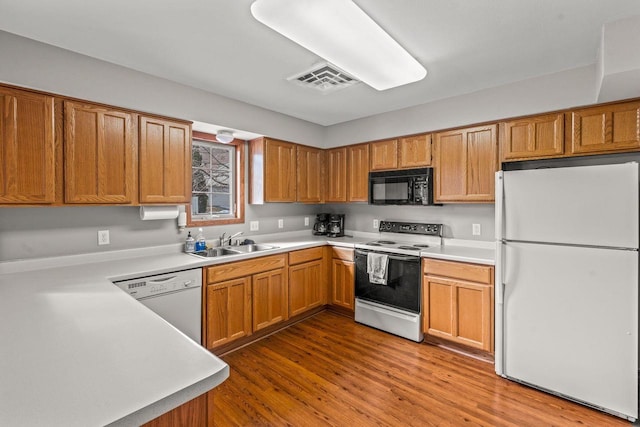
[250,221,259,231]
[98,230,110,245]
[278,218,284,229]
[373,219,379,229]
[304,217,309,226]
[472,223,481,236]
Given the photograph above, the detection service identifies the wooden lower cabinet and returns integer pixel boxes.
[205,277,252,349]
[289,247,325,317]
[142,392,209,427]
[422,258,494,352]
[331,247,355,311]
[253,268,288,331]
[204,254,287,351]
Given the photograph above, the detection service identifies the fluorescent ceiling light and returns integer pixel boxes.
[251,0,427,91]
[216,130,234,143]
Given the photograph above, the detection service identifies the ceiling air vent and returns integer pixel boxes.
[287,63,359,93]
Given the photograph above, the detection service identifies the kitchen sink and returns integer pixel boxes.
[190,244,279,258]
[192,247,242,258]
[231,244,278,253]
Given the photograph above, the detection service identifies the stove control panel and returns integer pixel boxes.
[379,221,442,236]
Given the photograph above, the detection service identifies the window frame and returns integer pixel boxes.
[187,131,245,226]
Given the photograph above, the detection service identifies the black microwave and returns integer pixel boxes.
[368,167,434,205]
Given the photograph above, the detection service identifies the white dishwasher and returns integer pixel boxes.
[114,268,202,344]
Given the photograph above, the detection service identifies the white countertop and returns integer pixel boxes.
[0,231,493,426]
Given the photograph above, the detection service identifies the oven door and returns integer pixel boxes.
[354,249,421,313]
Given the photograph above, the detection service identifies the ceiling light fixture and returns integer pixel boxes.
[250,0,426,91]
[215,130,234,144]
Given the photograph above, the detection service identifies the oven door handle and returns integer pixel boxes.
[355,249,420,263]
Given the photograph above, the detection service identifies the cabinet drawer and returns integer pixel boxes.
[206,254,286,284]
[289,246,323,265]
[423,258,493,285]
[332,247,354,262]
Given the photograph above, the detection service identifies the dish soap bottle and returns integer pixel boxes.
[194,228,207,252]
[184,231,195,253]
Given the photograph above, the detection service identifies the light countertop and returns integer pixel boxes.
[0,231,493,426]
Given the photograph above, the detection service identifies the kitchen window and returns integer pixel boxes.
[187,131,245,226]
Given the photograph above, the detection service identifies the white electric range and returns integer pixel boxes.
[353,221,443,342]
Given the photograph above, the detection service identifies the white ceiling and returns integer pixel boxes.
[1,0,639,126]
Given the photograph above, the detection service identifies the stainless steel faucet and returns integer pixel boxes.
[219,231,243,246]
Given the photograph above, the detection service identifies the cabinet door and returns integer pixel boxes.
[331,259,354,311]
[64,101,135,204]
[370,139,398,170]
[289,259,323,317]
[139,116,191,203]
[347,144,369,202]
[434,124,497,203]
[0,87,55,204]
[399,134,431,168]
[142,392,208,427]
[264,138,296,202]
[206,277,252,350]
[501,113,564,161]
[297,145,323,203]
[253,268,288,331]
[568,101,640,155]
[423,277,492,351]
[325,147,347,202]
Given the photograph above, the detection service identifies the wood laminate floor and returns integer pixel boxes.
[212,311,630,426]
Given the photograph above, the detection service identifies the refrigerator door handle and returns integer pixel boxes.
[494,170,505,376]
[495,171,504,242]
[494,242,505,376]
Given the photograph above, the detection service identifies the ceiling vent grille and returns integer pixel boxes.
[287,63,359,93]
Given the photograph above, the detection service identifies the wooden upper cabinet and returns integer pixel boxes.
[0,87,56,204]
[399,134,432,168]
[297,145,323,203]
[325,147,347,202]
[568,101,640,155]
[347,144,370,202]
[64,101,136,204]
[370,139,398,170]
[139,116,191,204]
[370,135,432,171]
[500,113,564,161]
[249,137,296,203]
[434,124,497,203]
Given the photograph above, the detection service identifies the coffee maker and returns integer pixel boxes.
[312,213,330,235]
[327,214,345,238]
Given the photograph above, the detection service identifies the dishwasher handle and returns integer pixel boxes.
[146,276,177,284]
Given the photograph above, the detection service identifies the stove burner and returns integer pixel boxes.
[375,240,396,244]
[414,244,430,248]
[397,245,422,250]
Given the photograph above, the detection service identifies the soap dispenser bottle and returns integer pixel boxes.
[185,231,195,253]
[194,228,207,252]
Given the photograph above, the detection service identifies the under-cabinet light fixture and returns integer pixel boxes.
[250,0,427,91]
[215,130,234,144]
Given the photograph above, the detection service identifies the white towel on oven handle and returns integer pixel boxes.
[367,252,389,285]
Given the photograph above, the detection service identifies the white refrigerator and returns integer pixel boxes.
[495,162,639,421]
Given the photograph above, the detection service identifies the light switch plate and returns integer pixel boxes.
[304,217,309,226]
[278,219,284,229]
[472,223,481,236]
[373,219,379,229]
[250,221,259,231]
